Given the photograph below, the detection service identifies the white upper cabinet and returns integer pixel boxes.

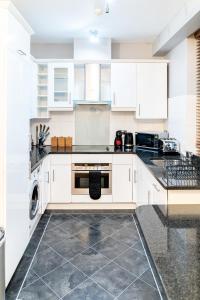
[48,63,74,110]
[136,63,167,119]
[111,63,137,111]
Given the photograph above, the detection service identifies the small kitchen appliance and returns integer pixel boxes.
[158,138,180,154]
[114,130,127,150]
[135,131,169,150]
[124,132,134,151]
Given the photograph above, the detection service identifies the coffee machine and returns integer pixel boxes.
[114,131,134,151]
[114,130,127,150]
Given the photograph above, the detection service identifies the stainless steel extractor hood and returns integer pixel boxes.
[73,39,111,104]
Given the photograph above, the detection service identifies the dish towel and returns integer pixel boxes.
[89,171,101,200]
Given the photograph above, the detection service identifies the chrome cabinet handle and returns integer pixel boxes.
[134,170,137,183]
[153,183,160,192]
[113,93,116,105]
[138,104,141,116]
[69,92,72,105]
[17,49,26,56]
[52,170,55,182]
[129,168,131,182]
[47,171,49,183]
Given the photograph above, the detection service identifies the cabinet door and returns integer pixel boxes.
[112,164,133,202]
[6,49,30,285]
[136,63,167,119]
[111,63,137,110]
[51,165,71,203]
[136,158,151,207]
[41,157,50,213]
[49,63,74,108]
[151,179,167,206]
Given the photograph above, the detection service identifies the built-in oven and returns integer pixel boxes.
[72,163,112,195]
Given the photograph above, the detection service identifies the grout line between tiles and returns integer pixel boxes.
[16,214,52,299]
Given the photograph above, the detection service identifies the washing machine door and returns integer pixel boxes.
[30,180,40,220]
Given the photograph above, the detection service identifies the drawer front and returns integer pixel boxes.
[51,154,71,165]
[113,154,133,165]
[72,154,113,163]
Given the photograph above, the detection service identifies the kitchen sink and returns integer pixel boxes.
[150,159,183,168]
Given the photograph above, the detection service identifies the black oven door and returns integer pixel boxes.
[72,171,112,195]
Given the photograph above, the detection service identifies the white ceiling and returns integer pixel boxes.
[12,0,190,43]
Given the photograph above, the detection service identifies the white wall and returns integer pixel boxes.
[31,42,157,59]
[112,42,155,59]
[31,43,74,59]
[166,37,197,153]
[31,110,166,146]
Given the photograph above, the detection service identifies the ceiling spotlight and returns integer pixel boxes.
[90,30,99,43]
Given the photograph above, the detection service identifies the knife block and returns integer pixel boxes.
[58,137,65,148]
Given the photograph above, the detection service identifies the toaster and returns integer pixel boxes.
[158,138,180,154]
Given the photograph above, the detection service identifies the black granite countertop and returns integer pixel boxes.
[136,204,200,300]
[30,145,200,190]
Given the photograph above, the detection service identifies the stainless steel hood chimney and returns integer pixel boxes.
[74,39,111,104]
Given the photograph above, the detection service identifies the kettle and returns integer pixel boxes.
[124,132,134,150]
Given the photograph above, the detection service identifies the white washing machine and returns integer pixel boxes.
[29,165,42,237]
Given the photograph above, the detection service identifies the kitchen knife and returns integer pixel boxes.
[45,126,50,134]
[43,124,46,132]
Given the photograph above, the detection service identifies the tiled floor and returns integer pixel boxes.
[14,213,160,300]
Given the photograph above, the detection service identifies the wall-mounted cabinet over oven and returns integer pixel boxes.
[72,163,112,195]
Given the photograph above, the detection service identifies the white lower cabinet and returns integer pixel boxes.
[112,155,134,203]
[136,157,167,207]
[50,164,71,203]
[41,156,50,213]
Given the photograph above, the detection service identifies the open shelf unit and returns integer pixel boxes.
[37,64,49,118]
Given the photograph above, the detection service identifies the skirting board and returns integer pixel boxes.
[47,203,136,210]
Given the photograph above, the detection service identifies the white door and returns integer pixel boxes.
[41,156,50,213]
[111,63,137,110]
[136,63,167,119]
[112,164,133,202]
[49,63,74,109]
[51,165,71,203]
[6,48,30,285]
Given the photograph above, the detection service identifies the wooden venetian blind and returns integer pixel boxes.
[195,30,200,155]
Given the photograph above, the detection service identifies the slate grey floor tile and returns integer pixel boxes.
[90,218,123,235]
[117,278,161,300]
[114,247,149,277]
[51,236,89,260]
[48,214,75,227]
[42,226,71,246]
[62,278,114,300]
[132,240,145,253]
[42,262,87,298]
[23,271,39,288]
[111,224,140,247]
[36,241,50,253]
[31,247,66,277]
[18,279,59,300]
[71,248,110,276]
[92,236,128,259]
[74,214,106,225]
[75,225,108,247]
[57,219,89,236]
[91,262,136,297]
[139,269,157,289]
[105,214,133,226]
[6,255,32,300]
